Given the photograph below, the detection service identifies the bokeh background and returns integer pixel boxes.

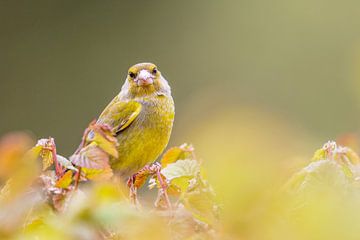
[2,1,360,239]
[2,0,360,156]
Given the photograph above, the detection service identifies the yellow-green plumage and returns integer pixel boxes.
[96,63,175,177]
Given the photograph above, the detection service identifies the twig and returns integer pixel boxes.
[74,167,82,190]
[155,164,172,211]
[50,137,63,177]
[74,120,95,154]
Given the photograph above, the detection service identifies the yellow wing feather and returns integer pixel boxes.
[97,96,142,134]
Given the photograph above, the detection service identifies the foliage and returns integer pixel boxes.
[2,125,360,239]
[0,126,220,239]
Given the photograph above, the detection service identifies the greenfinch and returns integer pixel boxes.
[94,63,175,178]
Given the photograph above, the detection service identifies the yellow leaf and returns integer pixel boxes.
[161,159,200,193]
[183,188,218,225]
[81,166,113,181]
[55,170,73,188]
[41,150,53,171]
[35,138,54,171]
[161,143,195,168]
[90,124,119,158]
[312,148,326,161]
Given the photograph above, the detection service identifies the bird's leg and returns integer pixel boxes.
[153,162,172,211]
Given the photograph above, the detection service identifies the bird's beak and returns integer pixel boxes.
[136,69,154,86]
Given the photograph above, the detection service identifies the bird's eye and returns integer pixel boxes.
[129,72,136,78]
[152,68,157,74]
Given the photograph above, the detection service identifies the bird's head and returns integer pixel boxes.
[121,62,171,98]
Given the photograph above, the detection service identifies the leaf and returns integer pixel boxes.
[81,167,113,181]
[57,155,78,172]
[70,143,110,170]
[284,159,349,195]
[183,187,218,225]
[312,148,326,161]
[161,144,195,168]
[70,143,113,181]
[161,159,200,193]
[88,124,119,158]
[35,138,54,171]
[132,167,154,189]
[55,170,73,189]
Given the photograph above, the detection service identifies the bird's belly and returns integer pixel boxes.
[110,112,173,177]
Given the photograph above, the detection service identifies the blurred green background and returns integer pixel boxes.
[1,0,360,157]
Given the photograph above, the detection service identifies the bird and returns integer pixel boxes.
[94,62,175,179]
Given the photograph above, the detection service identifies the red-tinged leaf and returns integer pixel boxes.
[130,165,162,189]
[88,123,119,158]
[70,143,110,170]
[161,144,195,168]
[55,170,73,189]
[133,170,152,189]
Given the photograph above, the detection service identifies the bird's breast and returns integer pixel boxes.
[111,95,175,177]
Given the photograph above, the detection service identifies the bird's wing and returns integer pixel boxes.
[97,97,142,135]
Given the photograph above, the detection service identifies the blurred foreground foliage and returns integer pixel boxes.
[0,125,219,240]
[2,124,360,239]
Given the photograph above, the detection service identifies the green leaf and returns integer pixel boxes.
[161,159,200,193]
